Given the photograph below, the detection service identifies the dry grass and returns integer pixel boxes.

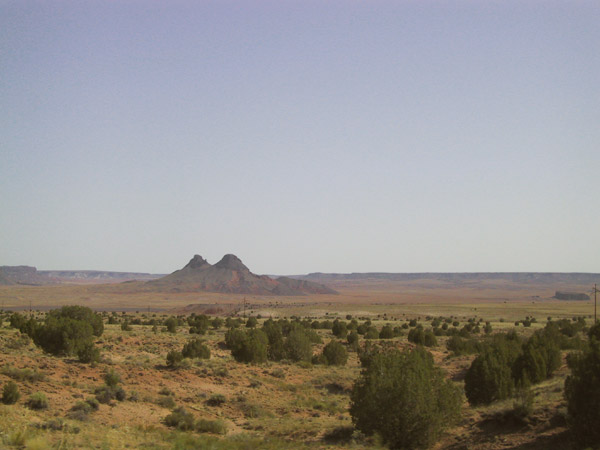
[0,282,592,449]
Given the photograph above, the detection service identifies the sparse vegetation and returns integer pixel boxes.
[0,287,593,450]
[1,381,20,404]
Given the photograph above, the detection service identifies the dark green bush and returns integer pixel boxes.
[156,395,176,409]
[284,327,313,362]
[206,394,226,406]
[47,306,104,337]
[332,320,348,338]
[512,331,560,385]
[350,347,461,449]
[166,350,184,367]
[9,313,26,330]
[181,339,210,359]
[408,327,424,345]
[464,334,522,405]
[164,406,195,430]
[165,317,178,333]
[26,392,49,410]
[95,385,126,404]
[34,316,93,356]
[67,398,98,420]
[564,339,600,447]
[364,327,379,340]
[1,381,20,404]
[262,320,285,361]
[104,369,121,387]
[321,340,348,366]
[196,418,228,434]
[423,330,438,347]
[446,336,481,356]
[245,317,258,328]
[226,328,268,364]
[347,331,359,351]
[588,322,600,342]
[77,342,100,364]
[378,325,394,339]
[188,314,210,335]
[95,370,125,404]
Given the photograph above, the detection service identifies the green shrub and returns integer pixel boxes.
[104,369,121,387]
[181,339,211,359]
[588,322,600,342]
[284,327,313,362]
[564,339,600,447]
[2,381,20,404]
[48,305,103,336]
[77,342,100,364]
[226,328,268,364]
[321,340,348,366]
[347,331,359,349]
[196,418,228,434]
[166,350,184,367]
[156,395,177,409]
[206,394,226,407]
[378,325,394,339]
[165,317,178,333]
[332,320,348,338]
[95,385,126,404]
[188,315,209,334]
[245,317,258,328]
[423,330,438,347]
[95,371,125,404]
[33,316,95,356]
[364,327,379,340]
[446,336,481,356]
[164,406,195,430]
[407,327,425,345]
[0,366,46,382]
[262,320,285,361]
[26,392,49,410]
[67,399,98,421]
[9,313,27,330]
[464,334,521,405]
[350,347,461,449]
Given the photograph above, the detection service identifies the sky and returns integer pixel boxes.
[1,1,599,275]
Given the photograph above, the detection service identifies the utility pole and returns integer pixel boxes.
[242,297,247,319]
[594,284,598,324]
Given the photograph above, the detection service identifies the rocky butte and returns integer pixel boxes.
[147,254,338,296]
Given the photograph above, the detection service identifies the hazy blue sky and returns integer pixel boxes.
[1,1,599,274]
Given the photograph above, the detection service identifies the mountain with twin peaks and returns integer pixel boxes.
[148,254,338,296]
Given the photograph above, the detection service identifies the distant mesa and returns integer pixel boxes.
[0,266,57,286]
[148,254,338,296]
[0,265,162,285]
[554,291,590,301]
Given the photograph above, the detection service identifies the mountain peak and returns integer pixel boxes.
[184,255,210,269]
[214,254,249,271]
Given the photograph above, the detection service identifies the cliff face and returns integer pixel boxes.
[147,254,338,296]
[0,266,56,285]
